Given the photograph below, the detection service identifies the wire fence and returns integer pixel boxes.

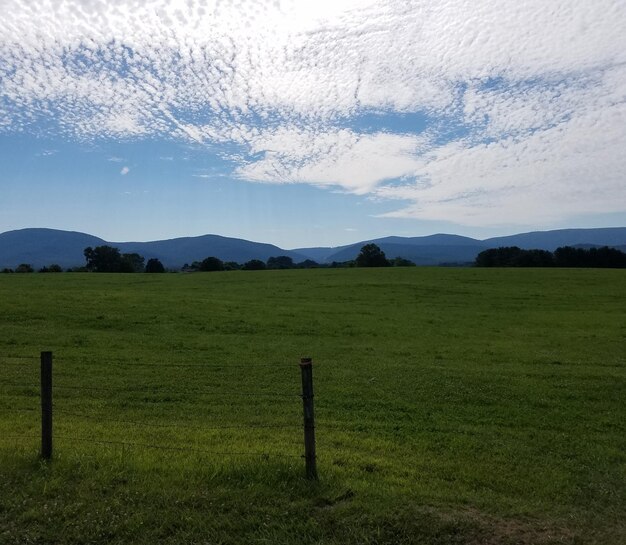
[0,352,317,475]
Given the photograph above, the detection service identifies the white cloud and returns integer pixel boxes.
[376,84,626,225]
[0,0,625,226]
[120,166,130,175]
[236,126,430,194]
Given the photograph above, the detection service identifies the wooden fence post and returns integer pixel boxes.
[300,357,317,480]
[40,351,53,460]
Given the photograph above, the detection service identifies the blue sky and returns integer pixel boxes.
[1,0,624,249]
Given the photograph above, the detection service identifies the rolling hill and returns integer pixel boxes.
[0,229,307,269]
[0,229,107,269]
[0,227,625,269]
[296,228,626,265]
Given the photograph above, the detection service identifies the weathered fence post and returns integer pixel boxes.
[300,357,317,480]
[40,351,53,460]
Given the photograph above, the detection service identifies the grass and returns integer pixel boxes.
[0,268,625,544]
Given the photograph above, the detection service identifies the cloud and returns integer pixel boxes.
[375,64,626,225]
[120,166,130,175]
[0,0,625,226]
[236,126,430,194]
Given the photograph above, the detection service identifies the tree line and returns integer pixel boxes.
[4,243,625,273]
[1,243,414,273]
[475,246,626,268]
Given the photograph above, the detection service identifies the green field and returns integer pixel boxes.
[1,268,625,544]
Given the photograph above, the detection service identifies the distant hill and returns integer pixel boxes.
[323,242,487,265]
[294,234,485,264]
[114,235,308,269]
[483,228,626,250]
[319,234,487,265]
[296,228,626,264]
[1,227,625,269]
[0,229,307,269]
[0,229,106,269]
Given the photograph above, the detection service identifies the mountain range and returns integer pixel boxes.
[0,227,625,269]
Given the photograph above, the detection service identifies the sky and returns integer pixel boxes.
[0,0,625,249]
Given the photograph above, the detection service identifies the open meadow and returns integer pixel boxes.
[1,268,625,544]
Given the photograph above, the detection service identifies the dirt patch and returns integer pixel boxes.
[447,506,578,545]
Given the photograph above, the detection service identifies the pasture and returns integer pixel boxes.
[0,268,625,544]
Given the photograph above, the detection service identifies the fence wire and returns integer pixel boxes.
[54,409,300,431]
[37,356,307,370]
[0,434,302,459]
[1,353,313,465]
[53,435,303,458]
[0,380,300,398]
[0,435,38,441]
[1,407,37,413]
[53,384,300,397]
[0,355,37,360]
[0,382,38,389]
[0,361,38,368]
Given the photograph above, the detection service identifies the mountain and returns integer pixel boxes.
[322,234,487,265]
[294,234,485,264]
[0,229,307,269]
[326,242,487,265]
[374,234,483,246]
[297,228,626,264]
[0,228,107,269]
[1,227,625,269]
[114,235,308,268]
[483,228,626,250]
[291,246,338,263]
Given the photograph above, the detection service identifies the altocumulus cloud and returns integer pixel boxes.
[0,0,625,225]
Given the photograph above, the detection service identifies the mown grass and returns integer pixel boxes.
[0,268,625,544]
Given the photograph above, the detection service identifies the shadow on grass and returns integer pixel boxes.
[0,448,591,545]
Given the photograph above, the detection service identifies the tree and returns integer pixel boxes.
[242,259,266,270]
[475,246,626,268]
[84,245,122,272]
[297,259,319,269]
[182,262,201,272]
[330,260,355,268]
[199,256,224,271]
[476,247,553,267]
[121,253,145,273]
[554,246,626,268]
[15,263,34,273]
[266,255,294,269]
[356,244,390,267]
[39,264,63,273]
[589,246,626,268]
[553,246,577,267]
[145,258,165,273]
[392,257,415,267]
[515,249,553,267]
[84,246,144,272]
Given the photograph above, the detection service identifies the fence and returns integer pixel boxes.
[0,352,317,479]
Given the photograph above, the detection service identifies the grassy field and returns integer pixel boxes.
[0,268,624,544]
